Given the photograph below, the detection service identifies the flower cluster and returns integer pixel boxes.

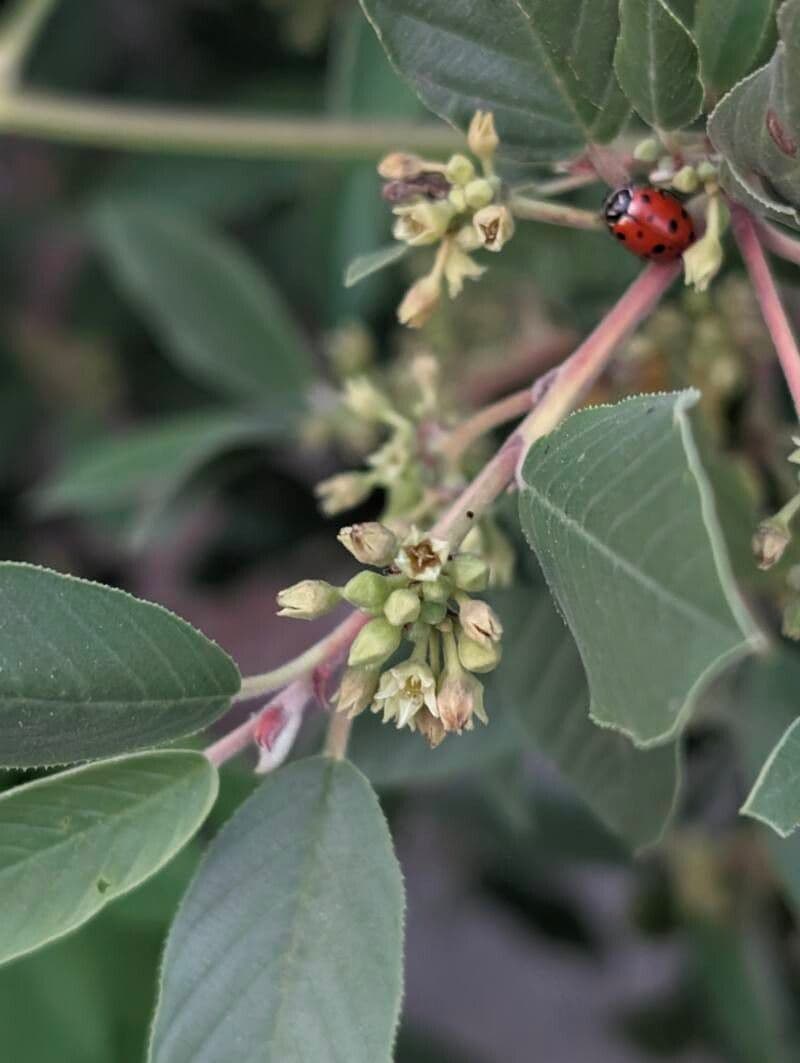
[380,111,515,328]
[276,522,504,746]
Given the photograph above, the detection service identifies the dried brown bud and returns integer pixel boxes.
[337,522,398,567]
[752,518,791,570]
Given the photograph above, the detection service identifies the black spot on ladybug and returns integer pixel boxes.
[669,219,678,233]
[642,193,651,203]
[652,244,666,254]
[617,232,626,241]
[681,209,689,219]
[658,189,668,198]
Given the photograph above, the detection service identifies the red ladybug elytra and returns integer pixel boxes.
[603,185,695,261]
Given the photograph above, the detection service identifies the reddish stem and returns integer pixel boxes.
[756,218,800,267]
[732,207,800,419]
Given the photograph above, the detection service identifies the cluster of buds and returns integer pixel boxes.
[633,136,727,295]
[276,521,504,746]
[379,111,515,328]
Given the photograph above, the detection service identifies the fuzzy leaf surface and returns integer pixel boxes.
[694,0,776,98]
[519,392,760,748]
[359,0,628,164]
[149,757,404,1063]
[708,0,800,228]
[0,564,240,766]
[0,751,217,965]
[615,0,704,130]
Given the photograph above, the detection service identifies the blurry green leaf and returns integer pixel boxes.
[0,564,240,767]
[350,699,521,787]
[36,410,283,518]
[615,0,704,129]
[488,580,680,850]
[360,0,626,164]
[149,757,404,1063]
[91,202,313,403]
[694,0,776,98]
[0,751,217,966]
[344,243,409,288]
[742,716,800,836]
[709,0,800,228]
[519,392,761,747]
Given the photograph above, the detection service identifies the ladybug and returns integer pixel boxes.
[603,185,695,261]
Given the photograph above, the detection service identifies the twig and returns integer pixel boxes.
[0,89,461,161]
[732,207,800,419]
[441,387,533,464]
[206,262,680,763]
[509,193,604,231]
[0,0,59,90]
[756,219,800,268]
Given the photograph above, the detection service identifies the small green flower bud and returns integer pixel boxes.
[464,178,494,210]
[783,597,800,641]
[457,596,503,647]
[315,471,373,516]
[683,195,728,294]
[448,186,468,211]
[671,165,699,194]
[696,160,718,183]
[337,522,398,567]
[384,587,421,626]
[467,110,499,162]
[448,553,489,592]
[326,321,374,377]
[473,204,515,252]
[633,137,660,162]
[342,571,395,613]
[457,629,502,673]
[348,617,402,668]
[446,153,476,186]
[419,600,447,625]
[334,666,380,718]
[422,575,452,603]
[437,671,487,733]
[276,579,340,620]
[752,518,792,570]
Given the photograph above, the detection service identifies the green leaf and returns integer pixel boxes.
[91,202,313,404]
[487,580,681,850]
[344,243,409,288]
[708,0,800,228]
[0,750,217,966]
[519,392,762,748]
[742,716,800,836]
[615,0,704,130]
[36,411,283,519]
[694,0,776,98]
[149,757,404,1063]
[0,564,240,767]
[359,0,628,165]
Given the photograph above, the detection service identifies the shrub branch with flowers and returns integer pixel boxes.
[4,0,800,1059]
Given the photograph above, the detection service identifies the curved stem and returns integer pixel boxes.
[756,219,800,268]
[509,193,604,231]
[732,207,800,420]
[441,387,533,464]
[0,89,460,161]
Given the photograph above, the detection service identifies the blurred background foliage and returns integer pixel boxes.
[2,1,800,1061]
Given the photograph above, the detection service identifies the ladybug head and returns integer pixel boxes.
[603,186,633,223]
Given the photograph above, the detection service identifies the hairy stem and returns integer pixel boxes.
[509,193,604,231]
[732,207,800,419]
[0,89,460,161]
